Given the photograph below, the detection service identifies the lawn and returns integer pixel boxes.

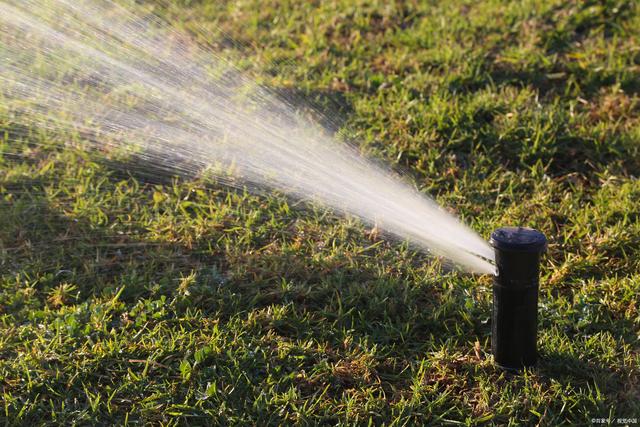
[1,0,639,425]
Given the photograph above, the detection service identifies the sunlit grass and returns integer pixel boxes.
[1,0,639,424]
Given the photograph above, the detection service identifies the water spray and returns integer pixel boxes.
[0,0,496,275]
[489,227,547,371]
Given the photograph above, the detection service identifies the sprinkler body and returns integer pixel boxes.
[489,227,546,371]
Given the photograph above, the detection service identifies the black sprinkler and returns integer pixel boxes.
[489,227,547,371]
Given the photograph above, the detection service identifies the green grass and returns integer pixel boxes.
[1,0,640,424]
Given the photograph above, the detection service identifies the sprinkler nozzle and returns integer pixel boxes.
[489,227,547,371]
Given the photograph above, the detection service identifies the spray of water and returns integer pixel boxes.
[0,0,495,274]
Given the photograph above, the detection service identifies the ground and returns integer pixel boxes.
[1,0,639,425]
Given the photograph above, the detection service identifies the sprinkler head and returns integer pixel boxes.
[489,227,547,371]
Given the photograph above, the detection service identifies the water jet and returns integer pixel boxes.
[0,0,497,275]
[489,226,547,371]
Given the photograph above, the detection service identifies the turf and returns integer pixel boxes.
[1,0,639,425]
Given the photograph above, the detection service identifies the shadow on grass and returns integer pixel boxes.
[538,349,611,381]
[535,347,635,418]
[271,86,354,134]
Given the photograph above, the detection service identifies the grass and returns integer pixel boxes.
[1,0,640,424]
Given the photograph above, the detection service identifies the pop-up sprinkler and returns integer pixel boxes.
[489,227,547,371]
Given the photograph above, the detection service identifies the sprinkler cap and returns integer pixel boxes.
[490,227,546,285]
[489,227,547,253]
